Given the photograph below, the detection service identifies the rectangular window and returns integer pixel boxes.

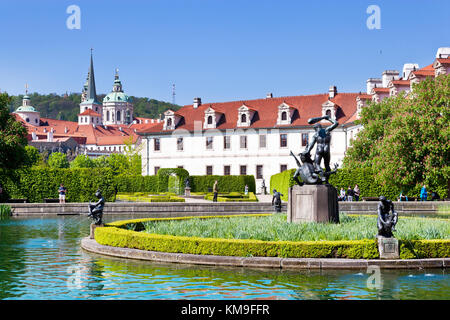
[206,165,213,175]
[206,137,213,150]
[177,137,183,151]
[280,134,287,148]
[280,164,287,172]
[240,135,247,149]
[154,138,160,151]
[301,133,309,147]
[224,136,231,150]
[256,165,263,179]
[259,134,267,148]
[224,165,231,176]
[177,165,184,169]
[240,165,247,175]
[154,166,160,175]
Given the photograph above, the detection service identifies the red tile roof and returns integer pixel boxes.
[390,80,410,86]
[372,88,390,93]
[137,92,360,134]
[409,64,435,78]
[78,109,102,117]
[436,58,450,65]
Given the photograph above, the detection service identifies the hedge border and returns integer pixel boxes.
[94,214,449,259]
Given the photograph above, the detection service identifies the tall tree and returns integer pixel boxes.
[343,74,450,197]
[0,93,29,169]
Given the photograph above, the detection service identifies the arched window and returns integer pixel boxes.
[117,111,121,122]
[241,113,247,123]
[207,115,213,124]
[35,118,38,124]
[26,117,30,123]
[281,111,287,121]
[106,111,110,122]
[326,109,332,117]
[167,118,172,127]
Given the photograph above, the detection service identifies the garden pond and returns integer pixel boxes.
[0,215,448,300]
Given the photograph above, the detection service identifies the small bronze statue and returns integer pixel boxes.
[185,177,190,189]
[88,189,105,225]
[272,189,283,213]
[377,196,398,238]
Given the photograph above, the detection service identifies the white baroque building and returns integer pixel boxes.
[137,47,450,193]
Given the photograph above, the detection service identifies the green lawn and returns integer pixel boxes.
[143,214,450,241]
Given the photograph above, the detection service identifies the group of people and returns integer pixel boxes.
[339,185,360,202]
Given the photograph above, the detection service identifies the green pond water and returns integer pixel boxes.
[0,215,448,300]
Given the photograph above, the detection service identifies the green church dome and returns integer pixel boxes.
[103,91,131,103]
[16,105,37,112]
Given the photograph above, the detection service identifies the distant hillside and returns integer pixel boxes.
[8,93,181,122]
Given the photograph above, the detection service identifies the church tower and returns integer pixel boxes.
[78,50,102,126]
[102,68,133,125]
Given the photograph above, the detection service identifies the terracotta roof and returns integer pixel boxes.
[357,94,372,100]
[409,64,435,78]
[137,92,359,134]
[435,58,450,65]
[78,109,102,117]
[372,87,390,93]
[390,80,410,86]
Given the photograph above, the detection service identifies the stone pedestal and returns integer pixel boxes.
[185,187,191,197]
[377,236,399,259]
[89,223,104,239]
[287,184,339,223]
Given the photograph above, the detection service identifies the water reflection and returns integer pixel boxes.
[0,215,448,300]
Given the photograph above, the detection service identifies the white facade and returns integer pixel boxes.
[140,126,359,193]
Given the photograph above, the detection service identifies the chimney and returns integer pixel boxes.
[64,127,68,134]
[193,97,202,109]
[382,70,400,87]
[43,128,47,133]
[436,47,450,59]
[266,93,273,99]
[402,63,420,80]
[328,86,337,99]
[118,126,123,131]
[366,78,382,94]
[47,131,53,142]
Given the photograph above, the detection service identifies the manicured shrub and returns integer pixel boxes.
[0,167,115,202]
[114,175,159,193]
[190,175,255,193]
[270,169,296,201]
[157,168,189,193]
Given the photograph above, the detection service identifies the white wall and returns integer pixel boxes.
[140,126,357,193]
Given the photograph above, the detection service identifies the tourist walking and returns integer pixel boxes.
[354,184,360,201]
[58,184,67,204]
[213,180,218,202]
[420,184,427,201]
[346,186,354,202]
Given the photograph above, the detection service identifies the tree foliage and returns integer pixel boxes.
[343,75,450,198]
[0,93,29,170]
[47,152,69,168]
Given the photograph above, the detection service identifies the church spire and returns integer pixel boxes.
[87,49,99,103]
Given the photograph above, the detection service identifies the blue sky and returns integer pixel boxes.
[1,0,449,105]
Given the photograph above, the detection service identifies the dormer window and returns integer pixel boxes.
[203,107,222,129]
[276,102,295,125]
[237,104,255,127]
[163,109,182,130]
[321,100,336,120]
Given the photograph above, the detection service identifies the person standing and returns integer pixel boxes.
[346,186,354,202]
[339,187,346,201]
[354,184,360,202]
[212,180,218,202]
[58,184,67,204]
[420,185,427,201]
[244,184,248,196]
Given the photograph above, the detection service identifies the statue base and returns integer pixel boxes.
[287,184,339,223]
[89,223,104,239]
[185,187,191,196]
[376,236,399,259]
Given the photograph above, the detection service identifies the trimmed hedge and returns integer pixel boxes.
[116,192,185,202]
[95,215,449,259]
[270,167,413,201]
[114,175,158,193]
[157,168,189,194]
[204,192,258,202]
[190,175,256,193]
[0,168,115,202]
